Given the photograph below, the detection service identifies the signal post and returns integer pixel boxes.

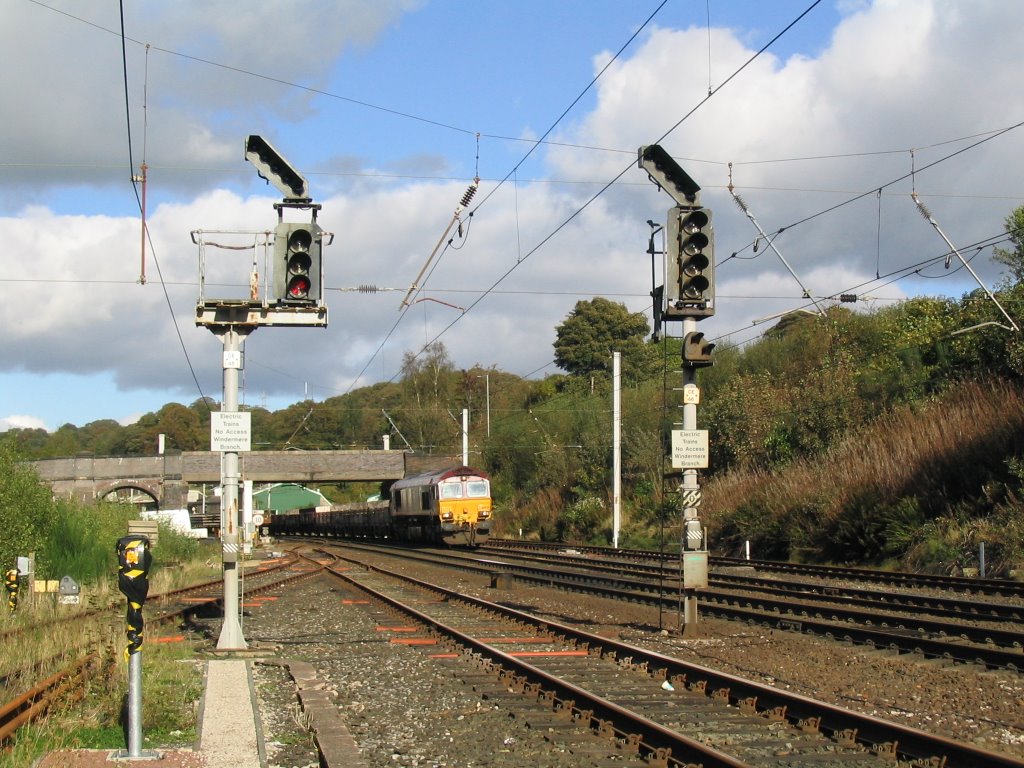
[195,135,329,650]
[639,145,715,636]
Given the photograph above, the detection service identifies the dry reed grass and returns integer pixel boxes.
[703,379,1024,569]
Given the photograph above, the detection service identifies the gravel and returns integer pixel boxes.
[246,577,621,767]
[242,556,1024,767]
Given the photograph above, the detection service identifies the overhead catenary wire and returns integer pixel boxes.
[371,1,825,390]
[910,191,1019,332]
[86,0,1024,415]
[23,2,1024,182]
[342,0,672,393]
[727,163,826,317]
[118,0,210,411]
[0,0,999,444]
[399,178,479,310]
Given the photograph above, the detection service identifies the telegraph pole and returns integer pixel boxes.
[639,145,715,636]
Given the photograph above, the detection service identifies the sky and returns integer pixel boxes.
[2,0,1024,435]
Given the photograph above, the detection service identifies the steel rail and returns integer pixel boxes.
[484,539,1024,599]
[476,543,1024,622]
[323,549,1024,768]
[0,550,311,749]
[325,562,749,767]
[0,653,99,743]
[315,542,1024,670]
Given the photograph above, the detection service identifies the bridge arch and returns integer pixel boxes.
[94,480,162,510]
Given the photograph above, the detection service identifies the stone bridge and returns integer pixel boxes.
[33,450,455,510]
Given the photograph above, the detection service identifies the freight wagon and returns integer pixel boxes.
[269,465,491,546]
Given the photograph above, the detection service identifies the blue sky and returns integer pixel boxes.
[2,0,1023,435]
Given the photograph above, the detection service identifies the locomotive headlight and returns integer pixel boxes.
[478,509,490,519]
[441,511,454,521]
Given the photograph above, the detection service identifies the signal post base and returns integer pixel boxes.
[679,590,702,638]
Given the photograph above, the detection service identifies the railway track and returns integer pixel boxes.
[0,550,318,749]
[484,539,1024,600]
[479,541,1024,628]
[303,539,1024,673]
[318,545,1024,768]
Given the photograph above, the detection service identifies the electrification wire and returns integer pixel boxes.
[772,121,1024,236]
[716,122,1024,269]
[372,1,824,390]
[470,0,670,214]
[118,0,210,411]
[652,1,823,149]
[79,1,1024,410]
[704,232,1016,356]
[342,0,671,393]
[256,219,1010,402]
[22,2,1024,183]
[36,0,664,161]
[397,0,672,306]
[503,227,1016,391]
[313,1,832,401]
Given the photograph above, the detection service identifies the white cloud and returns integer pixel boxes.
[2,0,1023,429]
[0,415,48,433]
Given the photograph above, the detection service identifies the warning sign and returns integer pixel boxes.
[210,411,252,453]
[680,488,703,508]
[671,429,708,469]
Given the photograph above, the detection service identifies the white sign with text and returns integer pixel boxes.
[671,429,709,469]
[210,411,252,453]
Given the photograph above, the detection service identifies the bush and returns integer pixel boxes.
[40,501,136,583]
[557,496,606,543]
[0,446,55,575]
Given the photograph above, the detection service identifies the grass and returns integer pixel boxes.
[0,638,205,766]
[0,542,214,767]
[702,379,1024,572]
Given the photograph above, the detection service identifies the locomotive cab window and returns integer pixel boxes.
[439,482,463,499]
[467,480,489,497]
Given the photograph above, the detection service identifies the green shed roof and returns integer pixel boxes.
[253,483,328,512]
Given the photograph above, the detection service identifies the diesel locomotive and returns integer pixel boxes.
[268,465,492,546]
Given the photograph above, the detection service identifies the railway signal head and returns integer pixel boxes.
[244,135,309,201]
[665,206,715,319]
[273,221,323,305]
[682,331,715,367]
[638,144,701,206]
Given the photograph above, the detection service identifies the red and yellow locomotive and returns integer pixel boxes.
[269,465,491,546]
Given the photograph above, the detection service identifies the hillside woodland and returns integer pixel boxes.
[5,208,1024,577]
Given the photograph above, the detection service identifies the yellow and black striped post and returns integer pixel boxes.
[115,535,154,759]
[4,568,18,614]
[116,536,152,658]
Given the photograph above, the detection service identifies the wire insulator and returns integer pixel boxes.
[358,284,380,293]
[840,294,857,303]
[460,181,478,208]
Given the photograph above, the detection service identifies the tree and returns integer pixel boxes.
[553,298,656,384]
[153,403,205,451]
[0,446,55,576]
[993,204,1024,284]
[400,341,457,452]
